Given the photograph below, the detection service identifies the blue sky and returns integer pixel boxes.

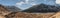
[0,0,58,10]
[0,0,21,5]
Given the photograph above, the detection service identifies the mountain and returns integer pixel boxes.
[22,3,60,13]
[5,6,21,12]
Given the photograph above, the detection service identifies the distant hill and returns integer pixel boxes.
[0,4,9,11]
[22,3,60,13]
[5,6,21,12]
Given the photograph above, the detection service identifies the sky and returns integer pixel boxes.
[0,0,21,5]
[56,0,60,4]
[0,0,60,10]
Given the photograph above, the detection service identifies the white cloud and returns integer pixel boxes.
[16,1,25,6]
[15,0,37,10]
[30,2,36,6]
[56,0,60,4]
[15,1,25,9]
[26,0,29,2]
[32,3,36,5]
[16,0,29,6]
[25,0,29,2]
[16,0,36,6]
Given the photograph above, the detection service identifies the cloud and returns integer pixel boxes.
[31,3,36,6]
[15,0,29,6]
[15,1,25,9]
[32,4,36,5]
[25,0,29,3]
[16,0,36,6]
[56,0,60,4]
[15,0,37,10]
[16,1,25,6]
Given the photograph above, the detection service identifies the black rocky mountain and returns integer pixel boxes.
[22,3,60,13]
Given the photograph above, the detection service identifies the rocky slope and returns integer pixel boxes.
[0,5,11,18]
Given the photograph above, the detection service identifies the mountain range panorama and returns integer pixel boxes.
[0,4,60,13]
[22,3,60,13]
